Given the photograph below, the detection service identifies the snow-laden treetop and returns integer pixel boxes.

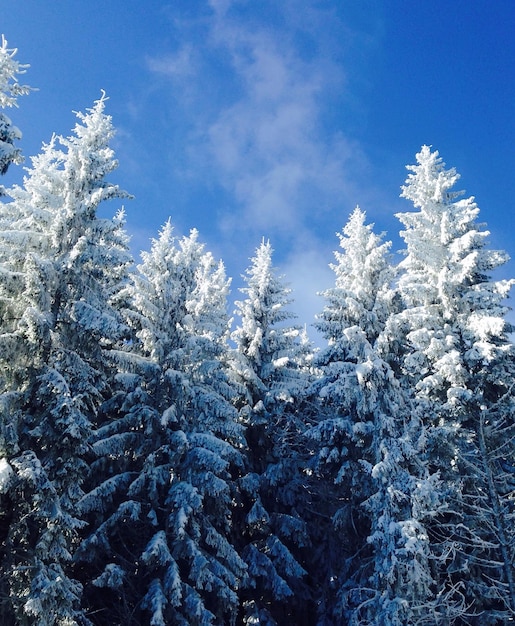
[0,35,31,109]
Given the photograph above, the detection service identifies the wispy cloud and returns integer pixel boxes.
[147,45,197,80]
[204,5,366,240]
[144,0,382,332]
[146,1,375,225]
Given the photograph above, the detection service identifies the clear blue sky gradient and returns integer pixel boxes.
[2,0,515,330]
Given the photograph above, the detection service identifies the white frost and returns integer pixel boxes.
[0,458,13,493]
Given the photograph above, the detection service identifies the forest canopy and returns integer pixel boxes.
[0,36,514,626]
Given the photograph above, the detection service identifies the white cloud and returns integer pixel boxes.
[207,0,235,18]
[143,1,381,330]
[204,13,364,241]
[147,46,196,80]
[146,1,372,234]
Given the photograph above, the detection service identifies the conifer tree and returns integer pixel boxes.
[0,94,131,625]
[390,146,515,622]
[310,208,451,624]
[1,35,514,622]
[231,240,313,625]
[0,35,31,184]
[78,221,247,626]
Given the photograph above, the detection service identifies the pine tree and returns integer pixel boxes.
[390,146,515,623]
[309,208,451,624]
[0,35,31,183]
[231,240,313,625]
[78,221,247,625]
[0,94,132,625]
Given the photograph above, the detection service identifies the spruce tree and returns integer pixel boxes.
[310,208,450,624]
[231,240,313,625]
[78,221,247,625]
[0,94,132,625]
[0,35,31,183]
[390,146,515,623]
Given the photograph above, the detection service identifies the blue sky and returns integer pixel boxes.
[2,0,515,331]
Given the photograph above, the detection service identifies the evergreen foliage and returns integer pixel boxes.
[0,93,131,625]
[231,240,314,625]
[309,208,449,623]
[1,38,514,626]
[387,146,515,623]
[0,35,31,183]
[77,221,247,625]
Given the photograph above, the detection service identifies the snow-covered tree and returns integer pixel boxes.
[317,206,396,345]
[0,35,31,184]
[78,221,247,625]
[0,94,132,625]
[390,145,515,622]
[309,208,452,624]
[232,240,313,416]
[1,37,513,621]
[231,240,313,625]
